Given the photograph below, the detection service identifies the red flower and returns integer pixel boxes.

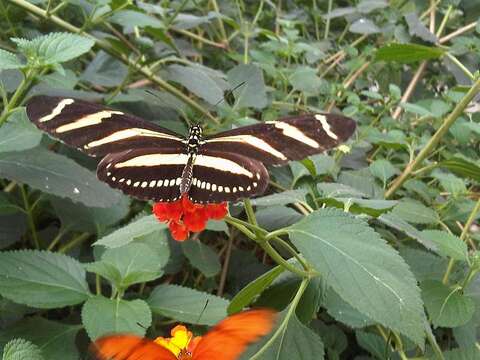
[153,196,228,241]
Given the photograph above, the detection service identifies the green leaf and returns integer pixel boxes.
[444,346,480,360]
[242,309,324,360]
[317,182,368,198]
[181,240,221,278]
[369,159,398,186]
[323,288,375,328]
[0,214,27,250]
[81,296,152,340]
[2,339,44,360]
[109,10,164,29]
[228,64,267,109]
[356,331,391,359]
[376,43,445,63]
[338,168,383,199]
[432,171,467,195]
[391,200,439,224]
[0,250,90,308]
[86,243,163,289]
[287,208,426,344]
[401,102,434,117]
[350,18,380,34]
[94,215,167,248]
[420,230,468,261]
[166,64,227,105]
[12,33,94,66]
[289,66,322,93]
[439,156,480,183]
[0,109,42,153]
[0,318,81,360]
[147,284,228,325]
[256,206,302,231]
[251,189,308,206]
[228,265,285,314]
[0,147,123,208]
[80,51,128,87]
[421,280,475,328]
[0,50,23,71]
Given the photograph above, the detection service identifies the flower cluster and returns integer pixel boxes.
[154,325,201,359]
[153,196,228,241]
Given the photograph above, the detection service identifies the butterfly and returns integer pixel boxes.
[90,309,276,360]
[26,95,356,203]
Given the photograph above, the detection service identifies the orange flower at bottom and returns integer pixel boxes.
[153,196,228,241]
[154,325,202,359]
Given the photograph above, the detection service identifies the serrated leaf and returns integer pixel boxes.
[242,309,324,360]
[94,215,167,248]
[420,230,468,261]
[81,51,128,87]
[227,64,267,109]
[289,66,322,93]
[324,288,375,328]
[228,265,285,314]
[86,243,163,289]
[0,250,90,308]
[166,64,227,105]
[317,182,368,198]
[109,10,164,30]
[0,109,42,153]
[376,43,445,63]
[421,280,475,328]
[338,168,383,198]
[439,156,480,183]
[251,189,308,206]
[350,18,380,34]
[287,208,426,344]
[0,318,81,360]
[12,33,94,66]
[357,0,388,13]
[369,159,398,186]
[0,147,123,208]
[147,284,228,325]
[82,296,152,340]
[405,12,437,43]
[391,200,439,224]
[181,240,221,278]
[0,50,23,71]
[2,338,44,360]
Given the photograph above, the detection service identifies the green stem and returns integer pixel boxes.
[324,0,333,39]
[436,5,453,37]
[58,232,90,253]
[20,185,40,249]
[250,277,310,359]
[259,241,313,278]
[8,0,218,124]
[386,75,480,198]
[445,52,475,81]
[443,198,480,284]
[0,68,35,126]
[269,236,309,271]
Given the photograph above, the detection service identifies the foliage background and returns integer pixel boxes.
[0,0,480,359]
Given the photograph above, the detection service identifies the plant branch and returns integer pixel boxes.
[8,0,218,123]
[386,76,480,198]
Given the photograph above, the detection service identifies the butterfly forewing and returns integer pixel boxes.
[187,149,269,203]
[26,95,184,157]
[205,113,356,165]
[97,148,186,202]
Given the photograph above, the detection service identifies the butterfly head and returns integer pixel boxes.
[186,125,204,154]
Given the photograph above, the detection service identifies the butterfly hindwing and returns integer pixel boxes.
[205,113,356,165]
[26,95,184,157]
[91,334,176,360]
[187,149,269,203]
[97,147,186,202]
[192,309,276,360]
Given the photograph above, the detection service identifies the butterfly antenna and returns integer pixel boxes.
[136,322,148,330]
[195,299,210,324]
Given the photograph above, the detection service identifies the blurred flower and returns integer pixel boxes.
[153,196,228,241]
[154,325,201,359]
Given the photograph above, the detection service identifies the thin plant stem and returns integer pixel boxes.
[250,277,310,359]
[210,0,229,45]
[386,76,480,198]
[442,198,480,284]
[324,0,333,39]
[445,52,475,81]
[20,185,40,249]
[439,21,478,44]
[0,68,36,126]
[58,232,90,253]
[436,5,453,37]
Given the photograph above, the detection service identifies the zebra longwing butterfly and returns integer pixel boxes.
[26,95,356,203]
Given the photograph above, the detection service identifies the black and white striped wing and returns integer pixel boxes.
[26,96,184,157]
[204,113,356,165]
[188,149,269,203]
[97,148,186,202]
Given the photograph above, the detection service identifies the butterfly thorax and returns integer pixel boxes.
[178,349,193,360]
[186,125,204,155]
